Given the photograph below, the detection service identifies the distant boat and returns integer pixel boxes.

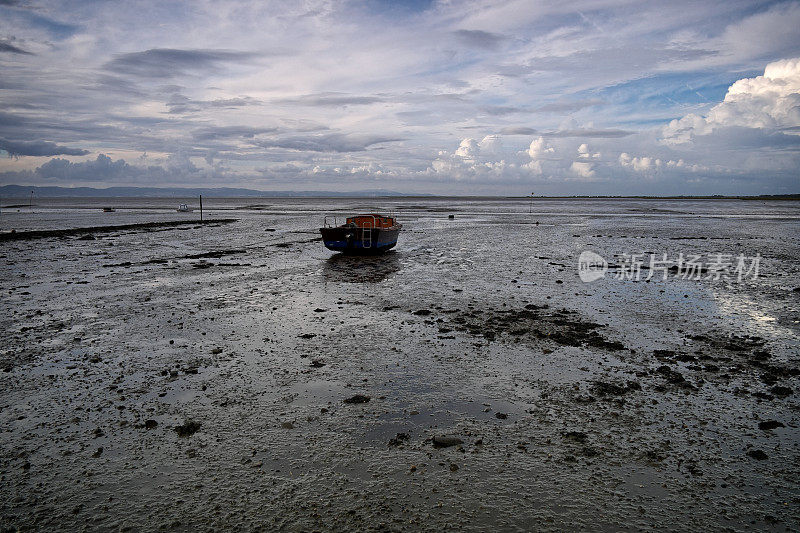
[102,207,116,212]
[177,204,193,212]
[320,214,402,254]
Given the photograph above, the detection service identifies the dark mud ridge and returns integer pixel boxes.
[411,303,626,350]
[0,219,237,242]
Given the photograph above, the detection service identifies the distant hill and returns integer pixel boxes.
[0,185,422,198]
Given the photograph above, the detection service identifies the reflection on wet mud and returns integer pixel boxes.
[321,252,401,283]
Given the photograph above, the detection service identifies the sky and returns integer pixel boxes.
[1,0,799,195]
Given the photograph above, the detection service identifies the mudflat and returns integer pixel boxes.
[1,198,798,531]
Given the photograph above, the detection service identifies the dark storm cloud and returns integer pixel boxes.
[0,40,32,54]
[104,48,255,79]
[3,154,201,183]
[0,138,89,157]
[35,154,139,181]
[453,29,506,50]
[254,133,402,153]
[499,126,537,135]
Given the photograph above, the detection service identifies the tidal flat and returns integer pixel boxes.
[1,198,798,531]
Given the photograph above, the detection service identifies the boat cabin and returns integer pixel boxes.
[345,214,397,228]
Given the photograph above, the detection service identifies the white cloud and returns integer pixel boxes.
[577,143,600,159]
[662,57,800,144]
[526,136,555,159]
[2,2,800,194]
[570,161,596,178]
[454,138,479,159]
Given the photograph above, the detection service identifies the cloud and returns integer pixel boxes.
[7,153,201,183]
[275,93,384,106]
[533,99,604,113]
[36,154,142,182]
[0,39,32,55]
[546,128,635,138]
[662,57,800,144]
[191,126,278,142]
[167,95,262,114]
[500,126,537,135]
[254,133,402,153]
[481,105,525,116]
[104,48,255,79]
[0,138,88,157]
[453,29,506,50]
[570,161,596,178]
[2,3,800,194]
[527,136,554,159]
[577,143,600,159]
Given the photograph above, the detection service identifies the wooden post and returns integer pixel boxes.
[199,195,203,221]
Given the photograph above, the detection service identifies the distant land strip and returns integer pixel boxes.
[510,194,800,200]
[0,219,237,242]
[0,184,418,198]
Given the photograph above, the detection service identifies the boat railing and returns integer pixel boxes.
[323,215,339,228]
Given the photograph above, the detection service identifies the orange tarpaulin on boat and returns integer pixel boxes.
[346,215,396,228]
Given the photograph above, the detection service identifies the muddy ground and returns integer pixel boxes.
[1,198,799,531]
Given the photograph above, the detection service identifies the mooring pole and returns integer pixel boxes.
[200,195,203,222]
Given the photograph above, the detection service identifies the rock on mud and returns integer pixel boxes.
[433,436,463,448]
[343,394,371,404]
[747,449,768,460]
[174,420,201,437]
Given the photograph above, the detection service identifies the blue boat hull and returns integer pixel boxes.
[320,226,400,254]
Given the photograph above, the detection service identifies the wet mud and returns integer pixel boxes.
[0,219,237,242]
[0,198,798,531]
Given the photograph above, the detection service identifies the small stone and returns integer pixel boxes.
[174,420,201,437]
[281,421,294,429]
[747,449,768,460]
[144,420,158,430]
[92,447,103,458]
[758,420,784,430]
[449,463,459,472]
[433,436,463,448]
[495,412,508,420]
[343,394,370,404]
[770,386,793,398]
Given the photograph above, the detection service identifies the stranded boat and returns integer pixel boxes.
[102,207,116,212]
[177,204,193,212]
[320,214,402,254]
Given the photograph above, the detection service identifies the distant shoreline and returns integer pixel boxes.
[508,194,800,200]
[0,184,797,200]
